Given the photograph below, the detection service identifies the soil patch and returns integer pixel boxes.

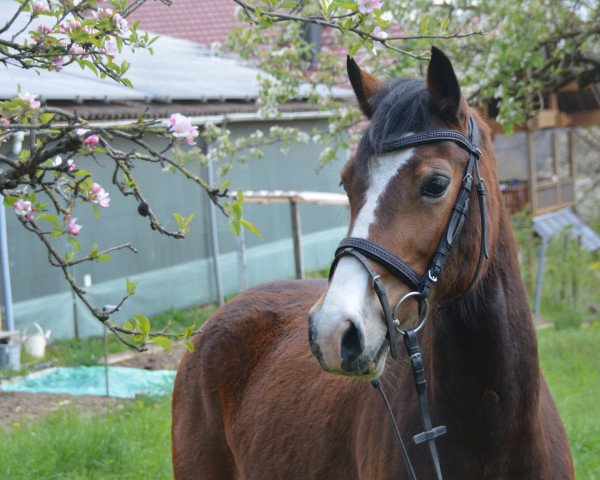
[0,341,187,430]
[112,341,187,370]
[0,392,127,430]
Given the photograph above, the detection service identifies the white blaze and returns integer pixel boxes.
[311,149,415,367]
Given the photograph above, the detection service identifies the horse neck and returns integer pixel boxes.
[426,213,541,424]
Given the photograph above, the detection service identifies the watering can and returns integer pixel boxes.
[22,322,51,358]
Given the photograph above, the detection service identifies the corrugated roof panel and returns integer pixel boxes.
[0,2,351,104]
[532,208,600,251]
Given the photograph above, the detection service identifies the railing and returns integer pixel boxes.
[535,177,575,215]
[499,178,575,216]
[233,190,349,288]
[500,182,528,215]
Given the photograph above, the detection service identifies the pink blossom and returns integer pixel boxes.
[26,213,35,222]
[102,39,117,57]
[373,26,388,40]
[91,183,110,207]
[69,44,85,55]
[77,129,99,147]
[82,26,94,35]
[32,0,50,13]
[54,56,63,72]
[1,117,9,126]
[67,159,76,171]
[83,134,99,146]
[66,217,82,236]
[18,92,41,109]
[14,199,33,217]
[35,24,53,35]
[60,20,81,33]
[168,113,199,145]
[113,14,128,35]
[358,0,382,13]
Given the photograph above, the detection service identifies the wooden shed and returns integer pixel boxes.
[484,82,600,216]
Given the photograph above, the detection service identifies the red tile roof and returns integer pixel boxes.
[131,0,241,47]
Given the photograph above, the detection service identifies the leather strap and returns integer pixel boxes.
[404,331,446,480]
[381,129,480,157]
[333,238,422,291]
[332,248,400,359]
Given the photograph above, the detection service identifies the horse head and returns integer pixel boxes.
[309,47,501,379]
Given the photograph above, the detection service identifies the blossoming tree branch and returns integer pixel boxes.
[0,0,597,351]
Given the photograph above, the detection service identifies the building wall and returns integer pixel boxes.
[1,117,349,338]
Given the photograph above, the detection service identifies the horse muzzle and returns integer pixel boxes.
[308,310,388,379]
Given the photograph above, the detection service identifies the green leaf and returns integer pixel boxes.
[93,204,100,221]
[36,213,60,228]
[68,236,80,252]
[173,212,195,235]
[88,242,99,259]
[240,219,262,239]
[440,18,450,31]
[185,340,195,353]
[133,314,151,336]
[126,278,137,295]
[65,252,74,262]
[123,320,133,331]
[96,254,111,261]
[348,42,361,58]
[3,196,17,207]
[182,323,196,339]
[39,113,54,123]
[150,336,173,353]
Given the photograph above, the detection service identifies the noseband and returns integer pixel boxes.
[328,116,488,480]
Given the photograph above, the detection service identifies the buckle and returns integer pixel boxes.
[428,270,438,282]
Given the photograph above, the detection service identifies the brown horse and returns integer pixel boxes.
[172,48,574,479]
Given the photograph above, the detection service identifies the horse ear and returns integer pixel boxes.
[426,46,463,120]
[347,56,382,119]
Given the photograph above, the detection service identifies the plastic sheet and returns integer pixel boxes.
[2,366,176,398]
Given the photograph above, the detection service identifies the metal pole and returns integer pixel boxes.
[237,227,248,291]
[207,160,224,306]
[0,194,15,331]
[103,325,110,397]
[533,237,548,314]
[290,200,304,279]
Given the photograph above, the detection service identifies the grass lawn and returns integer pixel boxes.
[538,326,600,479]
[0,327,598,479]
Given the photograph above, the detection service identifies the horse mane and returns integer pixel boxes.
[356,78,435,169]
[367,79,435,149]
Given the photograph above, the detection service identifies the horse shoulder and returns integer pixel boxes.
[172,279,326,479]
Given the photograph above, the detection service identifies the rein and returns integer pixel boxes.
[328,116,488,480]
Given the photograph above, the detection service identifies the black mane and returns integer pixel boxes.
[358,78,435,161]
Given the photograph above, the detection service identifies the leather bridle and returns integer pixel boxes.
[328,116,489,480]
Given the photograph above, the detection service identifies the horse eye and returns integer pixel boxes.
[421,175,450,197]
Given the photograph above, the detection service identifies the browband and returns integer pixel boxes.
[380,126,481,158]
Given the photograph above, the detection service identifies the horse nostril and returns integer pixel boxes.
[340,321,364,362]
